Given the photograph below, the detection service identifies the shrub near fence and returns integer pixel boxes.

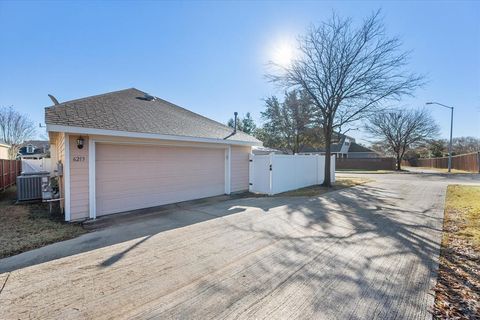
[1,159,22,190]
[336,157,396,171]
[403,152,480,173]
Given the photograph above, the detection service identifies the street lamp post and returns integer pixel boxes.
[426,102,454,173]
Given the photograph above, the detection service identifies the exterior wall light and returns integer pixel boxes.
[77,137,84,149]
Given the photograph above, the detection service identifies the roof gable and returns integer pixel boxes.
[348,142,376,153]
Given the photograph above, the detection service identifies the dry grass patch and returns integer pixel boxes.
[406,166,473,174]
[276,177,370,197]
[336,169,396,174]
[433,185,480,319]
[0,187,87,259]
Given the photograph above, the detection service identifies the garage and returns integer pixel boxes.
[46,88,261,221]
[95,143,226,216]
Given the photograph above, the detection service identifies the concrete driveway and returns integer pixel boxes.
[1,172,478,319]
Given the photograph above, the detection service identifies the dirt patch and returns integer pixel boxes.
[433,185,480,319]
[0,186,87,259]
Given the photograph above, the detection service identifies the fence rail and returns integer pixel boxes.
[1,159,22,191]
[402,152,480,173]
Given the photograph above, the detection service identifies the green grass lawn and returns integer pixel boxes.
[433,185,480,319]
[0,187,87,259]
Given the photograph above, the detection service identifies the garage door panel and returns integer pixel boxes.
[97,174,224,198]
[96,144,225,216]
[97,165,224,183]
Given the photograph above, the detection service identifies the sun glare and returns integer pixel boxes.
[271,40,296,67]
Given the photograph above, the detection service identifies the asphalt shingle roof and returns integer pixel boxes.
[45,88,261,145]
[348,142,376,153]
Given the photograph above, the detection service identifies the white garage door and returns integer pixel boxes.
[95,143,225,216]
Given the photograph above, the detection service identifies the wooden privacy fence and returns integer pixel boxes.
[1,159,22,190]
[403,152,480,173]
[336,157,396,171]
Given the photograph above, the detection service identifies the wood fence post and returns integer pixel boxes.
[1,160,4,191]
[9,160,12,188]
[478,152,480,173]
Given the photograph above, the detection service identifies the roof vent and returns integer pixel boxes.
[48,94,60,105]
[136,93,156,101]
[144,93,155,101]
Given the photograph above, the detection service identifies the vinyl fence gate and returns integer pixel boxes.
[249,154,336,195]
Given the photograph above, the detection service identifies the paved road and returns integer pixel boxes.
[1,172,478,319]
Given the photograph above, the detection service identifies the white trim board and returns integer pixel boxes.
[64,133,71,221]
[93,139,227,149]
[224,146,231,195]
[88,138,96,219]
[46,124,261,147]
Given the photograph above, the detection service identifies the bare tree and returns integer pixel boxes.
[0,106,36,159]
[450,136,480,155]
[268,11,423,186]
[365,108,439,170]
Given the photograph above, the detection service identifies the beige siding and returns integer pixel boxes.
[68,136,89,220]
[48,132,66,211]
[95,143,225,216]
[231,146,251,192]
[50,132,253,220]
[0,146,9,159]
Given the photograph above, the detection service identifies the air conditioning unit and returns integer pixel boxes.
[16,172,50,201]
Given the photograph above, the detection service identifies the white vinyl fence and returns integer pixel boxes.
[249,154,335,195]
[21,158,52,174]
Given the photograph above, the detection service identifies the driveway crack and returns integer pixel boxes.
[0,272,10,296]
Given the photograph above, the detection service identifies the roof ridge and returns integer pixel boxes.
[46,88,141,108]
[153,96,237,132]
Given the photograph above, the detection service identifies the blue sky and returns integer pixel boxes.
[0,0,479,143]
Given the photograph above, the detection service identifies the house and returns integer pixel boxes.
[300,135,379,159]
[46,88,261,221]
[345,141,381,159]
[251,146,285,155]
[18,140,50,159]
[0,143,11,159]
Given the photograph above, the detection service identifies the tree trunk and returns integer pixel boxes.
[322,130,332,187]
[396,156,402,171]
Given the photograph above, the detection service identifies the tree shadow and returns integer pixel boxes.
[0,177,452,318]
[98,235,153,268]
[0,198,247,273]
[135,182,447,318]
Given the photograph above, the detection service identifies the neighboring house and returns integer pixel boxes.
[0,143,11,159]
[46,88,262,221]
[300,135,379,159]
[18,140,50,159]
[251,146,285,155]
[346,142,381,159]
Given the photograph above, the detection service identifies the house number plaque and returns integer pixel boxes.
[73,156,86,162]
